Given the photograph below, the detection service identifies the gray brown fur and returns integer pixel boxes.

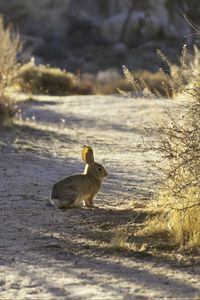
[50,146,108,209]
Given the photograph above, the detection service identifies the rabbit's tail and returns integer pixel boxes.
[50,198,63,209]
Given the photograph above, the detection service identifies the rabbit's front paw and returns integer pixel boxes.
[83,199,95,208]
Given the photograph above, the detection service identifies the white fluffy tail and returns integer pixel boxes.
[50,198,63,209]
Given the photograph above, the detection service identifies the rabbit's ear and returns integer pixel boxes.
[81,145,94,164]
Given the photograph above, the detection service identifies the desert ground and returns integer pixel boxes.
[0,95,200,299]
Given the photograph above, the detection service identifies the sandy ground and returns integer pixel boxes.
[0,95,200,299]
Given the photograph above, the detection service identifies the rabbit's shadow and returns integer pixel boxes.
[47,202,148,229]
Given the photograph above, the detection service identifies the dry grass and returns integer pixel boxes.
[120,45,197,99]
[0,16,21,124]
[119,66,171,99]
[134,69,174,97]
[16,63,175,96]
[155,48,200,249]
[95,70,171,96]
[146,48,200,250]
[16,61,95,96]
[122,45,200,250]
[137,187,200,249]
[161,191,200,248]
[111,228,129,250]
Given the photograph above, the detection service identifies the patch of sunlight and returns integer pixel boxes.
[14,119,69,135]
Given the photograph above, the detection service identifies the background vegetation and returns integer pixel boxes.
[0,16,21,124]
[16,61,94,96]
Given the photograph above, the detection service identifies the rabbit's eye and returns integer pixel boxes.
[98,167,102,172]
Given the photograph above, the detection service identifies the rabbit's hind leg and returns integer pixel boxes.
[84,196,95,208]
[51,192,78,209]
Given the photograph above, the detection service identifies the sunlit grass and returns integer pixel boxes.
[130,46,200,250]
[16,60,94,96]
[0,16,22,124]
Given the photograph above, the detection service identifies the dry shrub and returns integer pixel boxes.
[120,45,196,99]
[170,46,200,95]
[119,66,172,98]
[122,45,200,249]
[157,87,200,248]
[17,61,94,96]
[17,62,174,96]
[147,48,200,249]
[134,69,174,97]
[96,72,170,95]
[0,16,21,124]
[93,68,172,95]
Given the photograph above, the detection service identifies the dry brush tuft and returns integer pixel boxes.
[157,88,200,247]
[122,45,200,249]
[0,16,21,124]
[120,45,197,99]
[16,61,95,96]
[151,47,199,248]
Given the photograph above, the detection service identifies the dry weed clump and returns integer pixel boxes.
[157,87,200,248]
[120,45,196,99]
[161,49,199,249]
[119,65,173,98]
[122,45,200,249]
[17,60,95,96]
[95,69,171,96]
[0,16,21,124]
[146,48,200,249]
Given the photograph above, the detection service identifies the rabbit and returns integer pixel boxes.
[50,145,108,209]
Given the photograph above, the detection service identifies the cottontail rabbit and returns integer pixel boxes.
[51,145,108,209]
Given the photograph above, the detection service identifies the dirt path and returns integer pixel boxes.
[0,95,199,299]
